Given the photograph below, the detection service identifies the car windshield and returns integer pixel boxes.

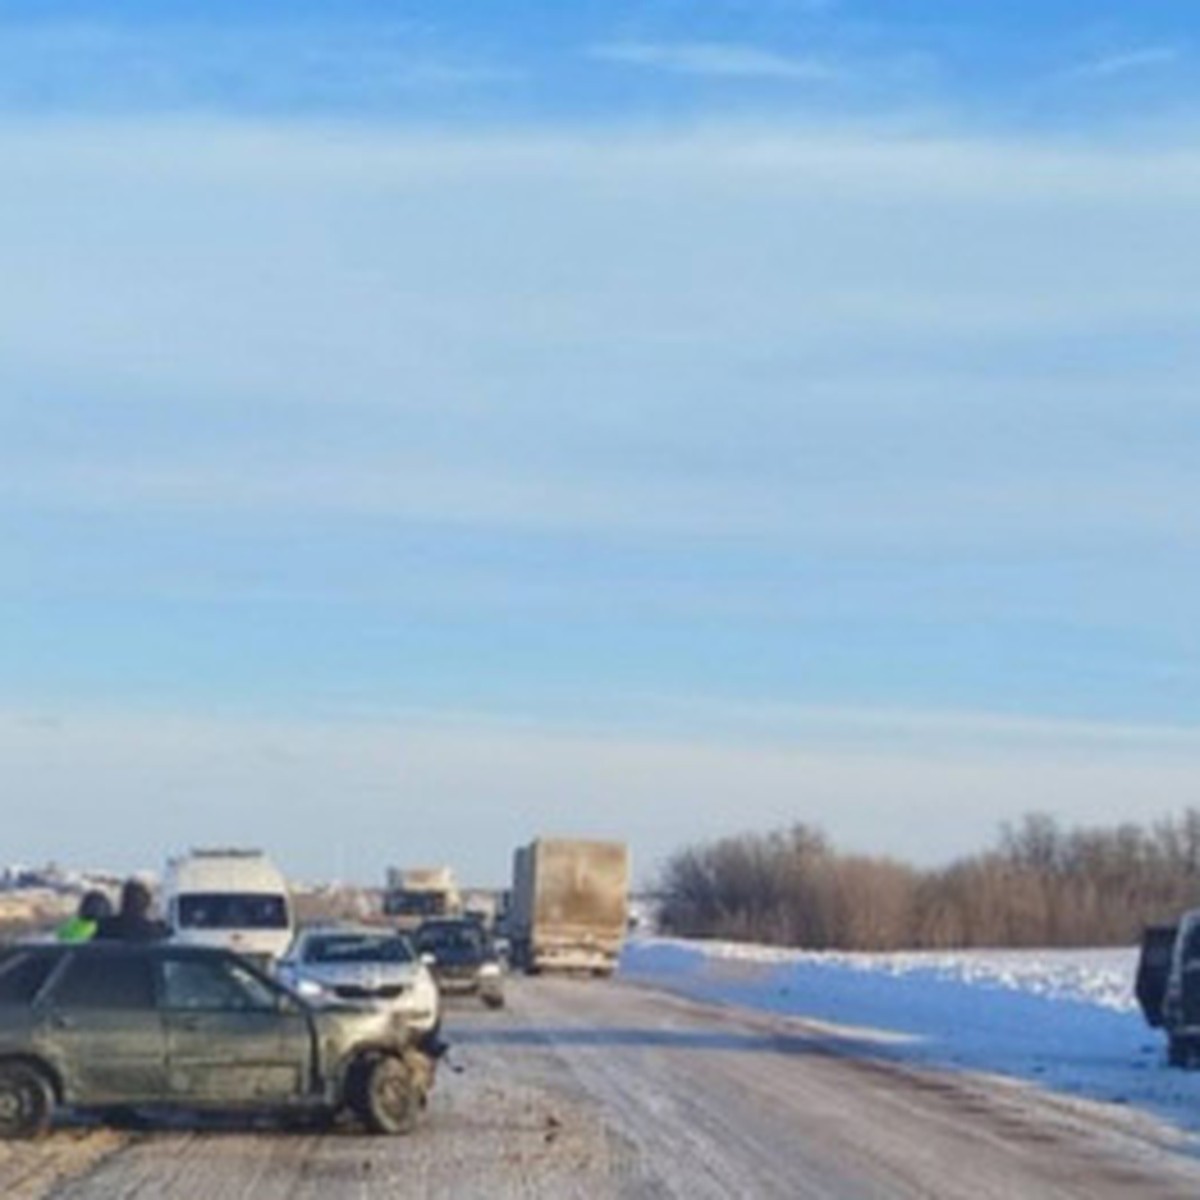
[418,922,487,960]
[383,892,447,917]
[1182,924,1200,966]
[177,892,289,930]
[303,933,414,965]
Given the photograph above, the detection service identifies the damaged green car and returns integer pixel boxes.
[0,941,437,1138]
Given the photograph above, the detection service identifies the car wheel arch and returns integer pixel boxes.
[0,1054,63,1104]
[337,1042,403,1093]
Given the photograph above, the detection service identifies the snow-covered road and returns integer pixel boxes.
[10,961,1200,1198]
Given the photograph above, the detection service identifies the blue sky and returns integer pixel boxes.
[2,3,1198,884]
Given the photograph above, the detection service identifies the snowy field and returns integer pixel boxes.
[621,937,1200,1145]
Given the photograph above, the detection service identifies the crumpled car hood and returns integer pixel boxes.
[312,1003,400,1050]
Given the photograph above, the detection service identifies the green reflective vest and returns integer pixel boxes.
[56,916,98,943]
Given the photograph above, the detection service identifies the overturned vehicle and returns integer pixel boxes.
[0,941,438,1138]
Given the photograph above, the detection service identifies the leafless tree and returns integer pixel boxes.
[659,809,1200,950]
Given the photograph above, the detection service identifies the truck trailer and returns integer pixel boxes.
[509,839,629,975]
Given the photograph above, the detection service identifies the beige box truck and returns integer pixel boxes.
[382,866,461,931]
[509,839,629,975]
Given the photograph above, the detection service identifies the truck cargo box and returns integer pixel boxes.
[509,839,629,975]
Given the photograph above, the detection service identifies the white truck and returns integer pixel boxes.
[382,866,461,931]
[460,888,502,932]
[163,848,294,969]
[508,839,629,976]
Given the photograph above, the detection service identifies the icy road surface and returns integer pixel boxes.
[7,970,1200,1199]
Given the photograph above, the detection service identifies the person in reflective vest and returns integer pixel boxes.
[57,889,114,942]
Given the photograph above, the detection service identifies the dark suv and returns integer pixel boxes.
[414,919,504,1009]
[0,941,436,1138]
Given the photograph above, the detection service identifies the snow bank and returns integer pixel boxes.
[680,940,1138,1011]
[621,937,1200,1140]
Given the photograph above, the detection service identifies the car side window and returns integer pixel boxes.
[48,953,156,1010]
[1183,926,1200,965]
[162,958,277,1011]
[0,951,58,1004]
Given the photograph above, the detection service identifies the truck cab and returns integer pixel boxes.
[382,866,460,933]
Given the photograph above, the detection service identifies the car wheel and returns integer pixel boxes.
[353,1055,419,1135]
[482,992,504,1009]
[0,1061,54,1139]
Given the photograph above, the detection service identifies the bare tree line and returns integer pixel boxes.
[658,811,1200,950]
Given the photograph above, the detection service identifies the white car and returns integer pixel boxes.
[277,926,440,1036]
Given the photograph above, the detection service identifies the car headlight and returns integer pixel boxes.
[294,978,330,1001]
[479,962,501,978]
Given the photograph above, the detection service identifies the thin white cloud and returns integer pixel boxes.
[0,121,1197,556]
[0,21,522,106]
[638,698,1200,756]
[2,456,1197,552]
[590,41,840,82]
[1060,45,1182,83]
[3,705,1198,881]
[395,60,523,89]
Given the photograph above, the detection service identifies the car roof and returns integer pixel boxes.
[7,942,246,961]
[164,850,288,895]
[296,925,406,940]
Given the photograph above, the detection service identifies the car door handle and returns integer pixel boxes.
[178,1016,203,1031]
[49,1014,74,1030]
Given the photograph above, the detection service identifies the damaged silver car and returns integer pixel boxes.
[0,941,438,1138]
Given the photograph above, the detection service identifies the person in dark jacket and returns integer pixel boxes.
[94,877,169,942]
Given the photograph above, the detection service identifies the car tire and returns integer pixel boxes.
[0,1061,54,1139]
[353,1055,419,1135]
[482,992,504,1009]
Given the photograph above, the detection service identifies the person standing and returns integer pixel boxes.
[94,878,169,942]
[56,890,114,942]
